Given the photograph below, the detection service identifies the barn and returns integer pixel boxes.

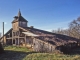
[0,10,80,53]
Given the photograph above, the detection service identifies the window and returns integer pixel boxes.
[13,32,15,36]
[13,40,15,44]
[16,31,19,36]
[19,21,27,27]
[19,21,22,26]
[22,22,26,27]
[22,22,25,24]
[34,43,35,45]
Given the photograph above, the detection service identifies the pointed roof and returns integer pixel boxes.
[12,9,28,23]
[18,9,21,17]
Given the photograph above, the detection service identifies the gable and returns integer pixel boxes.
[0,28,12,40]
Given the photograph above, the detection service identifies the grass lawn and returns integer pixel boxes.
[0,46,80,60]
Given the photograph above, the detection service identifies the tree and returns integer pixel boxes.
[68,17,80,39]
[0,32,2,38]
[52,17,80,39]
[0,42,4,54]
[52,28,69,36]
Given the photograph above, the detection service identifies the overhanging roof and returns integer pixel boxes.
[22,32,39,36]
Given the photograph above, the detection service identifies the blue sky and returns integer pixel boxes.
[0,0,80,33]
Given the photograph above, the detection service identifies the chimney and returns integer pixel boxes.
[30,26,34,28]
[2,22,4,45]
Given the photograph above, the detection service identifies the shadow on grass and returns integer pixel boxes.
[0,50,37,60]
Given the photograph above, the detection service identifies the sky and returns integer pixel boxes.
[0,0,80,33]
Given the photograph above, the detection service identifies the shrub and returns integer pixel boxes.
[0,43,4,54]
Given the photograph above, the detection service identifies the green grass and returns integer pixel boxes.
[4,46,31,52]
[24,53,80,60]
[0,46,80,60]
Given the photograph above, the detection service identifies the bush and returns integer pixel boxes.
[0,43,4,54]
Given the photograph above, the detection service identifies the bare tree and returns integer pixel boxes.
[68,17,80,39]
[52,17,80,39]
[52,28,69,36]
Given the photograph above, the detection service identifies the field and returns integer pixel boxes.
[0,46,80,60]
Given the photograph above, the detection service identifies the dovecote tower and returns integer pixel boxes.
[12,9,28,30]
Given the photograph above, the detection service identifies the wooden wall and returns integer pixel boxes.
[19,21,27,27]
[12,22,19,30]
[0,36,6,45]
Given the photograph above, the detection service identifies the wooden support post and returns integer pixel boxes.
[33,38,34,49]
[25,35,26,47]
[18,37,19,46]
[31,36,34,48]
[15,38,16,46]
[18,31,19,46]
[12,31,13,45]
[51,46,52,52]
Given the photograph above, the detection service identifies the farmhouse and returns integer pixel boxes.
[0,10,80,53]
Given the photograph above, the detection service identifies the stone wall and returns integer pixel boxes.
[33,38,56,53]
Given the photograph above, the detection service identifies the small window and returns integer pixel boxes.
[34,43,35,45]
[13,40,15,44]
[16,31,19,36]
[13,32,15,36]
